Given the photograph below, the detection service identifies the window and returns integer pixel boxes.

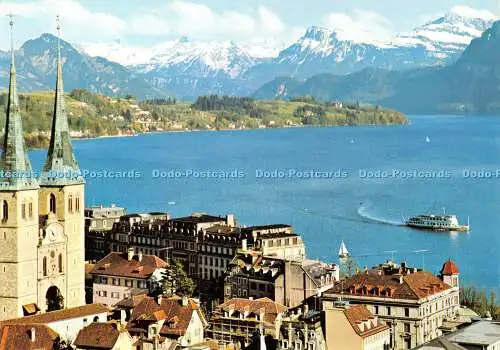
[58,254,63,273]
[68,195,73,213]
[75,197,80,212]
[21,203,26,219]
[49,194,56,213]
[2,201,8,222]
[374,305,379,314]
[28,202,33,218]
[405,308,410,317]
[387,306,391,316]
[404,323,410,333]
[43,256,47,276]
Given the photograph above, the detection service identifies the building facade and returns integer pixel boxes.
[84,204,126,261]
[209,297,287,348]
[224,252,339,308]
[322,260,461,350]
[324,304,390,350]
[0,21,85,320]
[90,250,167,306]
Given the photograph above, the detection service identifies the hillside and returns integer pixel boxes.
[0,90,407,149]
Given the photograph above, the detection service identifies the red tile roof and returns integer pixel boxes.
[327,271,450,301]
[128,296,203,338]
[1,304,110,325]
[91,252,167,279]
[216,297,287,324]
[441,259,459,275]
[74,322,124,349]
[0,324,59,350]
[343,305,389,338]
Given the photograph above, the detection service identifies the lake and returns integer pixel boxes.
[29,115,500,291]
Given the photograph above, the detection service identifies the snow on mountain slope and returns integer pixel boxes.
[390,5,497,57]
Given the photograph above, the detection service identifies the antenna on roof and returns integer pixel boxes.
[413,249,430,270]
[383,250,397,261]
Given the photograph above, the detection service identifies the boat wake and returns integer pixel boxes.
[357,204,404,227]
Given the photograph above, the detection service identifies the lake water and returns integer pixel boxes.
[29,115,500,291]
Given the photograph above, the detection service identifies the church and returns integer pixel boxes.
[0,18,85,320]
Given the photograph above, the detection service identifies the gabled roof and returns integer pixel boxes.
[327,271,450,301]
[343,305,389,338]
[128,296,202,337]
[1,304,110,325]
[441,259,460,275]
[0,323,59,350]
[216,297,287,324]
[74,322,125,349]
[91,252,167,279]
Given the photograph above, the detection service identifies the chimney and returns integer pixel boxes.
[138,251,143,262]
[364,266,368,274]
[30,327,35,342]
[157,294,163,305]
[241,238,247,252]
[181,296,188,307]
[127,248,134,261]
[377,269,382,276]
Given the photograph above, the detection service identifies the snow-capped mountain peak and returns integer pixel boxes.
[448,5,497,21]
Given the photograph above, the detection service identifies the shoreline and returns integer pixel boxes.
[71,121,409,142]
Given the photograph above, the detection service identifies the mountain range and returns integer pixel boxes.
[254,20,500,114]
[0,5,497,110]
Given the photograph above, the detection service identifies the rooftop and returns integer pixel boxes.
[1,304,110,325]
[91,252,167,279]
[447,321,500,346]
[441,259,460,275]
[326,270,451,301]
[128,296,203,337]
[171,214,227,224]
[242,224,292,231]
[74,322,124,349]
[218,298,287,315]
[342,305,390,338]
[0,324,59,350]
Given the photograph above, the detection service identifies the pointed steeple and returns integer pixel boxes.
[39,16,84,186]
[0,15,39,191]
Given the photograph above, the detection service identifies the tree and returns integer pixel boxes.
[340,256,358,278]
[162,259,195,297]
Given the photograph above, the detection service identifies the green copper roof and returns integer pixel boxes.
[39,26,84,186]
[0,19,39,191]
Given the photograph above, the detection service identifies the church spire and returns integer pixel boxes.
[0,15,38,190]
[39,16,84,186]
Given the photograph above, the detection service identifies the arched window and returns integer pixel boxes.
[49,194,56,214]
[58,253,63,273]
[68,195,73,213]
[21,202,26,219]
[2,201,8,222]
[28,202,33,218]
[75,196,80,213]
[43,256,47,276]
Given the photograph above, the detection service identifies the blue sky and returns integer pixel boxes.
[0,0,498,49]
